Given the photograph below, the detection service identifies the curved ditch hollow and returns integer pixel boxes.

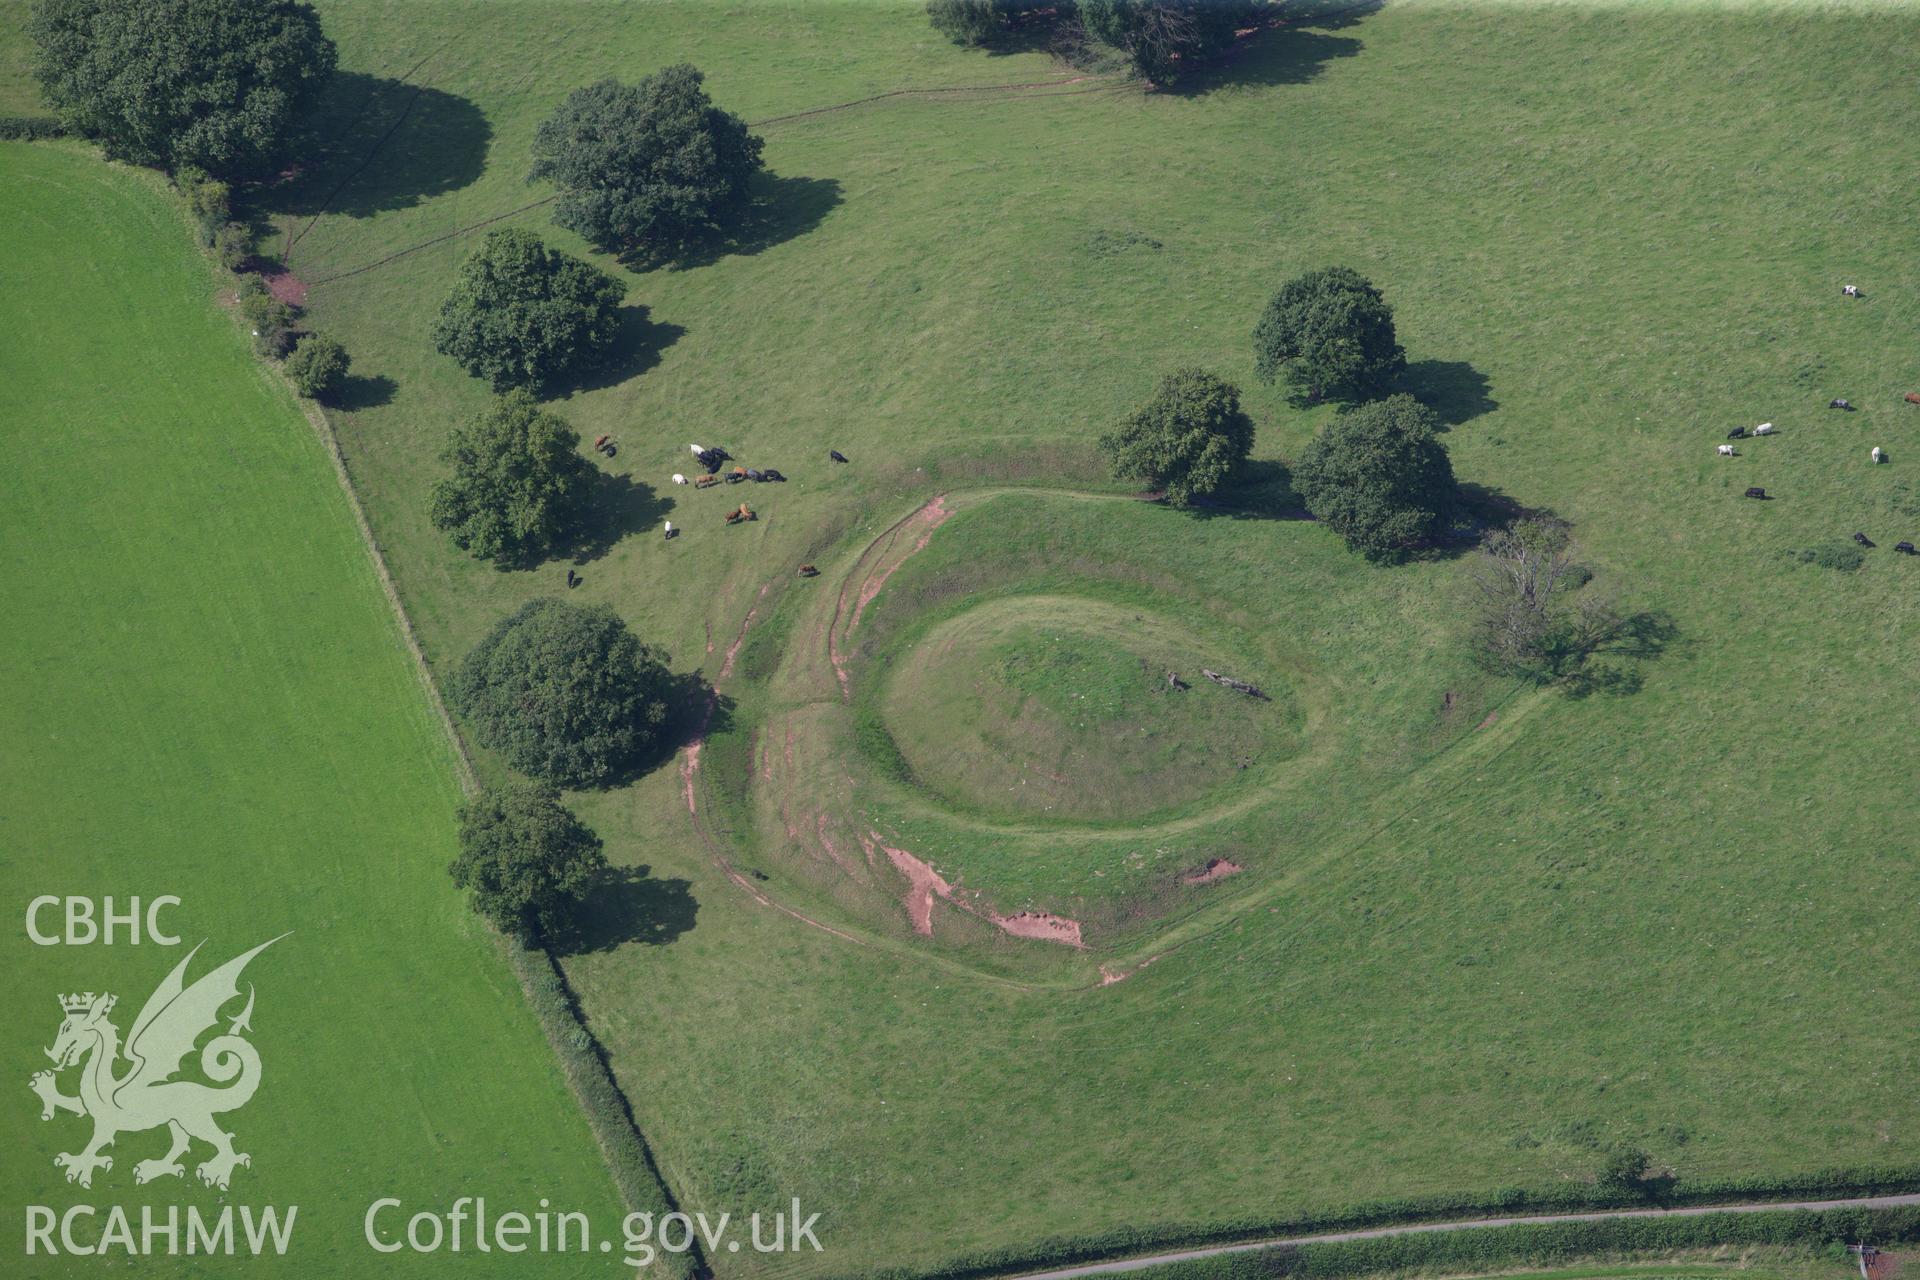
[680,486,1516,974]
[708,489,1329,957]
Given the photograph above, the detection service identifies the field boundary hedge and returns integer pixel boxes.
[0,115,67,141]
[878,1170,1920,1280]
[1098,1204,1920,1280]
[176,170,702,1276]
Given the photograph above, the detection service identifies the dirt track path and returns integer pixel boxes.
[1011,1193,1920,1280]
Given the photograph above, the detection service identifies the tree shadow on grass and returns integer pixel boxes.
[1402,358,1498,428]
[585,674,732,790]
[1167,24,1366,97]
[551,865,698,955]
[1416,481,1540,560]
[331,372,397,411]
[1181,459,1314,521]
[1283,0,1386,30]
[274,72,491,220]
[1561,612,1682,700]
[557,304,686,398]
[636,174,844,273]
[564,472,673,567]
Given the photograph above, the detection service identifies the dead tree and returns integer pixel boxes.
[1202,669,1268,700]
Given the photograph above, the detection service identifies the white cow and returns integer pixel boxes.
[1718,444,1737,456]
[1753,422,1774,436]
[689,443,707,457]
[671,473,687,485]
[664,520,676,539]
[1872,447,1885,463]
[1843,284,1861,297]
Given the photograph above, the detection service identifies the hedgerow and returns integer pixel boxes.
[0,115,68,140]
[506,943,700,1280]
[866,1168,1920,1280]
[1123,1205,1920,1280]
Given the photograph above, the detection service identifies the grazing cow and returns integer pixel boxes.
[1906,393,1920,406]
[830,449,849,464]
[1854,532,1875,547]
[746,468,763,481]
[689,443,706,457]
[663,520,675,540]
[1843,284,1861,297]
[1753,422,1774,436]
[1718,444,1737,456]
[1831,398,1854,410]
[1727,426,1746,439]
[760,469,786,482]
[566,569,581,588]
[693,474,719,489]
[1872,446,1885,463]
[726,503,755,525]
[798,564,819,577]
[1896,541,1917,555]
[1745,487,1768,499]
[672,473,686,485]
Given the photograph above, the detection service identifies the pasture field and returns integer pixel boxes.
[0,145,624,1276]
[0,14,36,114]
[228,0,1920,1273]
[6,0,1920,1277]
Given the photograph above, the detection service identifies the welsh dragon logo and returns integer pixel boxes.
[30,937,285,1191]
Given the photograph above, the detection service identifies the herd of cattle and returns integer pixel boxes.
[1714,296,1916,555]
[652,443,853,546]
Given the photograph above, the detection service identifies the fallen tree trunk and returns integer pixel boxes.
[1202,668,1268,700]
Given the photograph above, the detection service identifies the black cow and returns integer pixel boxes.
[1897,542,1918,555]
[830,449,849,464]
[1854,533,1875,547]
[760,469,786,482]
[1727,426,1746,439]
[1830,398,1854,411]
[1745,487,1768,499]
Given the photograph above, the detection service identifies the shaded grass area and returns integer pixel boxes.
[2,0,1909,1276]
[0,146,623,1275]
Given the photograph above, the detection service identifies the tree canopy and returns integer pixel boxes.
[1079,0,1249,84]
[926,0,1013,45]
[1099,367,1255,506]
[428,390,597,567]
[1253,266,1406,404]
[452,598,673,788]
[1293,394,1458,559]
[285,332,349,400]
[528,64,765,263]
[30,0,337,177]
[449,782,607,945]
[432,228,626,392]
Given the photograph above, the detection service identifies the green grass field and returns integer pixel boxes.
[6,0,1920,1277]
[234,0,1920,1273]
[0,144,624,1276]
